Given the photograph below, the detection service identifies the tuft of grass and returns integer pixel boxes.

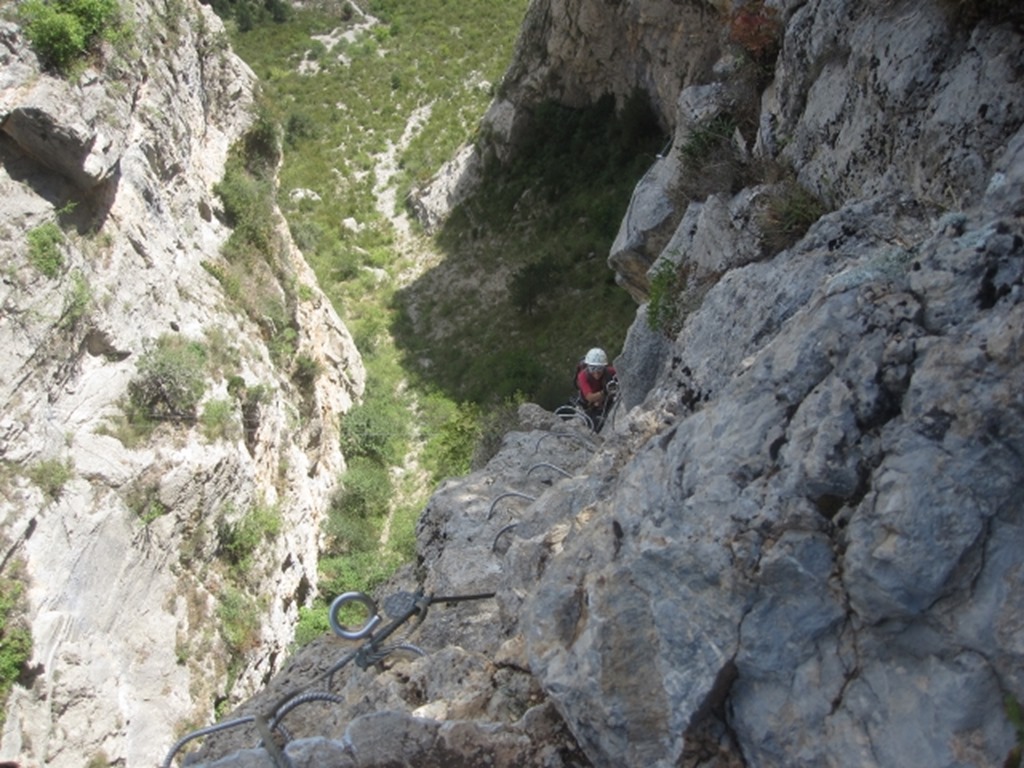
[676,113,750,202]
[758,178,829,256]
[61,270,92,328]
[27,458,73,500]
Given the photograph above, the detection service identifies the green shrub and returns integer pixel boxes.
[61,270,92,328]
[0,557,32,728]
[21,0,87,71]
[317,550,398,606]
[387,500,419,561]
[201,260,242,300]
[339,397,408,465]
[292,353,322,392]
[293,603,329,646]
[463,348,544,404]
[20,0,121,72]
[323,458,390,553]
[214,163,275,259]
[284,112,317,147]
[27,222,64,278]
[646,260,686,337]
[681,114,737,166]
[127,335,208,424]
[201,398,239,442]
[217,502,282,571]
[217,585,261,655]
[243,110,281,172]
[27,458,73,500]
[421,398,480,483]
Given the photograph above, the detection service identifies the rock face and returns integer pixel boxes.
[0,2,363,767]
[186,1,1024,768]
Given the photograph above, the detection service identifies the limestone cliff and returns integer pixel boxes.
[180,1,1024,767]
[0,1,363,765]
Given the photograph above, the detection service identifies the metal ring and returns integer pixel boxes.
[329,592,382,640]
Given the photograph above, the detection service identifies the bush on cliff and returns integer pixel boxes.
[20,0,122,72]
[126,335,208,426]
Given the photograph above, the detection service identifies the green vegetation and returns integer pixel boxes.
[675,113,749,202]
[19,0,124,72]
[419,394,481,483]
[217,584,262,656]
[644,259,721,340]
[646,260,687,338]
[200,398,239,442]
[291,353,322,394]
[210,115,305,366]
[203,0,290,31]
[125,481,168,526]
[61,270,92,328]
[216,502,282,576]
[339,388,409,467]
[0,553,32,729]
[27,222,65,279]
[126,335,208,428]
[27,458,73,500]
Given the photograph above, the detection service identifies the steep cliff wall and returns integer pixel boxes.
[0,1,363,765]
[136,1,1024,767]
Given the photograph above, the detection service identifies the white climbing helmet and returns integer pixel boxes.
[584,347,608,367]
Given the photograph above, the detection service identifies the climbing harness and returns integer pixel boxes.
[162,588,495,768]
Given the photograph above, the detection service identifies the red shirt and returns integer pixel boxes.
[577,366,616,400]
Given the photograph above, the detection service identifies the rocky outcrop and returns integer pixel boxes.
[0,2,363,766]
[185,1,1024,767]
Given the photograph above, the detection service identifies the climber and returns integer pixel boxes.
[574,347,618,431]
